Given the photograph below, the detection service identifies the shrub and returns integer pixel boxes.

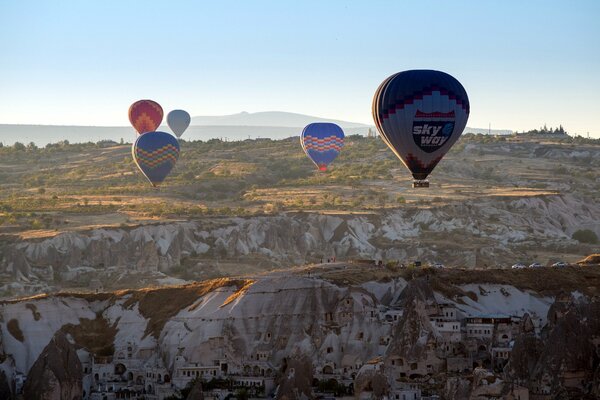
[572,229,599,244]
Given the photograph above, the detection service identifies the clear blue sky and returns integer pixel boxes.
[1,1,599,136]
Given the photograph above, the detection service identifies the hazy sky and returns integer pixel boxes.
[1,1,599,136]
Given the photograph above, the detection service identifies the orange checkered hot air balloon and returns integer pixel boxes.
[128,100,164,135]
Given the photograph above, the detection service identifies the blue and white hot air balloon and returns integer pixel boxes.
[372,70,470,187]
[300,123,345,171]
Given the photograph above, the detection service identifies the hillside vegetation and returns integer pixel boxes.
[1,133,598,239]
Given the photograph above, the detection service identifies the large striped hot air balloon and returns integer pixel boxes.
[132,131,180,187]
[300,123,345,171]
[372,70,469,187]
[128,100,164,135]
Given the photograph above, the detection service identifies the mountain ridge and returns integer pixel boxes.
[189,111,370,128]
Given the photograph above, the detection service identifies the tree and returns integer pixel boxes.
[572,229,599,244]
[13,142,25,151]
[234,388,249,400]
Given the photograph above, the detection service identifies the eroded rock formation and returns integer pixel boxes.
[23,331,83,400]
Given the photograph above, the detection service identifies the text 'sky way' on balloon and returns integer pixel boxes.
[372,70,469,187]
[128,100,164,135]
[301,123,345,171]
[167,109,191,138]
[132,131,180,187]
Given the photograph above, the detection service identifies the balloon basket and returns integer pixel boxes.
[412,180,429,188]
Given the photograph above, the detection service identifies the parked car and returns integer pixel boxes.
[511,263,526,269]
[551,261,568,268]
[529,262,543,268]
[432,262,445,269]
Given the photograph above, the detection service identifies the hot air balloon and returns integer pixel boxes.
[301,123,345,171]
[128,100,164,135]
[167,109,191,138]
[132,131,180,187]
[372,70,469,188]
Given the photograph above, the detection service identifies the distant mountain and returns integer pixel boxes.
[0,124,372,146]
[0,110,512,146]
[190,111,370,128]
[464,127,513,136]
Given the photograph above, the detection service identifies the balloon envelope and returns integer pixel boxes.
[301,123,345,171]
[167,109,191,137]
[132,131,180,186]
[129,100,164,135]
[372,70,469,181]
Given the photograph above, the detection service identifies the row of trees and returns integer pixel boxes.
[516,124,568,136]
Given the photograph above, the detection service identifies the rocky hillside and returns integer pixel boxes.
[0,265,598,399]
[1,192,598,297]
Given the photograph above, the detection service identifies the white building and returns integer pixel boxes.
[465,323,494,340]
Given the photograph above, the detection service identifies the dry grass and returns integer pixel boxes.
[316,263,600,298]
[221,279,255,307]
[119,278,249,338]
[210,162,257,176]
[578,254,600,265]
[425,267,600,297]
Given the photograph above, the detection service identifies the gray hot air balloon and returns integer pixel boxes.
[167,109,191,138]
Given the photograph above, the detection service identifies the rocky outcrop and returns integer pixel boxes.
[2,194,599,295]
[505,333,543,382]
[387,279,438,360]
[506,295,600,397]
[23,331,83,400]
[276,355,314,400]
[396,277,436,308]
[2,247,31,279]
[186,379,204,400]
[534,299,600,390]
[444,377,472,399]
[0,370,12,400]
[354,364,389,400]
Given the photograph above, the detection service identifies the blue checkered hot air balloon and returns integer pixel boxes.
[132,131,180,187]
[301,123,345,171]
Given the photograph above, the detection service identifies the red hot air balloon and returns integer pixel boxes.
[128,100,164,135]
